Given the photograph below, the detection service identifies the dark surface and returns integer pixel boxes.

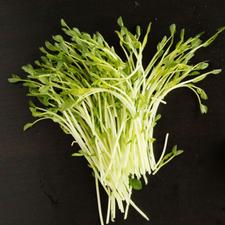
[1,0,225,225]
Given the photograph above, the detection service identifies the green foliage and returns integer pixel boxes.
[129,177,142,190]
[9,17,224,225]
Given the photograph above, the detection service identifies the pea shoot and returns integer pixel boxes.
[9,17,225,225]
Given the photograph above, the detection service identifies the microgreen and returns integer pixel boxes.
[9,17,224,224]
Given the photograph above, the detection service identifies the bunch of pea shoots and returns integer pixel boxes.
[9,17,224,225]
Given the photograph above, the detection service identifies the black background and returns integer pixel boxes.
[1,0,225,225]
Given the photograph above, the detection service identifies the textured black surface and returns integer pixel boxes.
[1,1,225,225]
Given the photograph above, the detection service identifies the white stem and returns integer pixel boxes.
[95,176,104,225]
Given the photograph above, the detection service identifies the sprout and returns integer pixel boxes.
[9,17,225,225]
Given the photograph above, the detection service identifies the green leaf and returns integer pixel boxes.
[196,88,208,100]
[23,123,34,131]
[200,104,208,114]
[172,145,183,156]
[172,145,177,154]
[72,150,83,157]
[8,74,21,83]
[53,35,63,42]
[189,71,200,76]
[117,16,124,27]
[157,35,167,50]
[180,28,185,40]
[61,18,68,28]
[129,178,142,190]
[192,75,207,83]
[39,47,48,54]
[169,24,176,35]
[162,152,173,162]
[22,64,34,74]
[155,114,161,121]
[60,99,74,111]
[196,62,209,70]
[203,26,225,47]
[191,37,202,48]
[211,69,222,75]
[176,149,184,155]
[45,41,56,51]
[136,25,141,37]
